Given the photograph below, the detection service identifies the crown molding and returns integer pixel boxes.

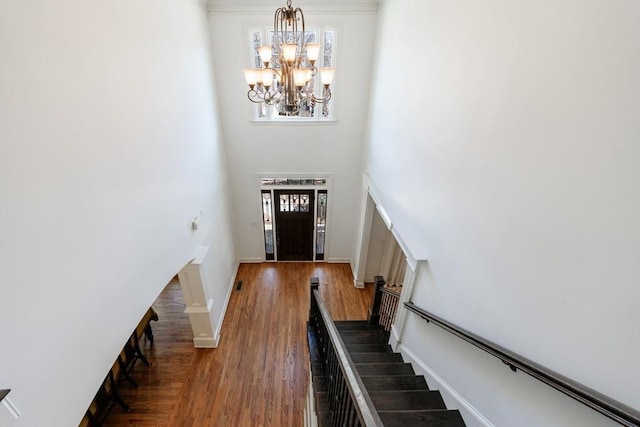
[207,0,379,14]
[181,0,209,12]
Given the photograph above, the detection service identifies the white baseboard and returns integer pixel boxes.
[389,324,401,351]
[212,261,240,347]
[239,257,263,263]
[399,344,495,427]
[327,257,351,264]
[193,336,218,348]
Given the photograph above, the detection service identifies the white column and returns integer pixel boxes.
[177,246,218,348]
[389,258,421,352]
[352,191,375,288]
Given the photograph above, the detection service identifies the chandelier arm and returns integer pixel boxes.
[311,87,332,104]
[267,66,283,81]
[274,8,283,53]
[247,88,265,104]
[264,92,274,106]
[296,8,305,65]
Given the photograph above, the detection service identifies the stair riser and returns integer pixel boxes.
[378,410,466,427]
[362,375,429,391]
[345,343,392,353]
[369,390,447,411]
[355,363,415,376]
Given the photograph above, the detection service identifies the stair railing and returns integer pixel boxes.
[303,362,316,427]
[368,276,400,332]
[309,279,384,427]
[404,301,640,427]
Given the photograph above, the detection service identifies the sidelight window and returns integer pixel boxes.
[261,191,275,260]
[316,190,327,260]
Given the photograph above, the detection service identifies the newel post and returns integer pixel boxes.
[310,277,320,317]
[368,275,386,325]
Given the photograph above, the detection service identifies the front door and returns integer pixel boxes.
[274,190,314,260]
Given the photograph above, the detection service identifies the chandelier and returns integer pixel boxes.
[243,0,335,117]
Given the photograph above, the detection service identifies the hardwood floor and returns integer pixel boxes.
[101,262,373,427]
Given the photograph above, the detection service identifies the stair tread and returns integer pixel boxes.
[307,324,325,376]
[313,376,328,392]
[316,410,333,427]
[368,390,447,411]
[350,352,404,363]
[315,391,330,413]
[355,363,415,376]
[338,329,390,337]
[334,321,383,331]
[378,409,466,427]
[345,343,392,353]
[361,375,429,391]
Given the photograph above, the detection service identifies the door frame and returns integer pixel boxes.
[258,174,332,262]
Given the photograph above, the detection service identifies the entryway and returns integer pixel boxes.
[260,177,329,261]
[274,190,315,260]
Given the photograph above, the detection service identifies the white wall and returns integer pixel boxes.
[208,1,377,263]
[363,0,640,425]
[0,0,236,426]
[364,209,390,281]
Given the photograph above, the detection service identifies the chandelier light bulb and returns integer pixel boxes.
[261,69,274,88]
[293,68,308,87]
[306,43,320,63]
[282,44,298,64]
[320,68,335,86]
[258,45,273,66]
[244,68,258,87]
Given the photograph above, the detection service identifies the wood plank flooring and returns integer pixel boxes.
[101,262,373,427]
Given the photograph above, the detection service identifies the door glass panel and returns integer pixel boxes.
[290,194,299,212]
[279,194,290,212]
[300,194,310,212]
[261,177,327,186]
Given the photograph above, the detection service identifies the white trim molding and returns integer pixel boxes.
[389,259,421,351]
[327,257,351,264]
[208,0,379,14]
[239,257,264,263]
[179,0,208,12]
[213,260,241,347]
[1,397,21,420]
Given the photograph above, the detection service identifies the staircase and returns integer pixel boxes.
[309,320,465,426]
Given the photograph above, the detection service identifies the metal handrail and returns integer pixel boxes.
[404,301,640,427]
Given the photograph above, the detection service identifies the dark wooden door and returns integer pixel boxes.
[274,190,314,261]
